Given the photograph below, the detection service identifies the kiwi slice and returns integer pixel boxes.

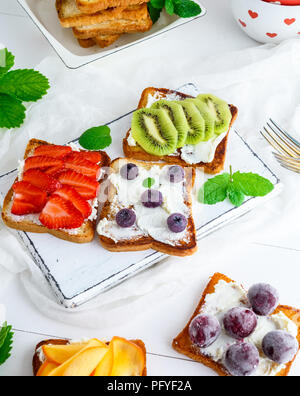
[131,108,178,156]
[185,98,215,141]
[151,100,189,148]
[178,101,206,145]
[196,94,232,135]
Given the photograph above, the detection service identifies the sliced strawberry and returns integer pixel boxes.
[33,145,72,158]
[23,169,62,195]
[53,186,92,219]
[12,181,47,214]
[65,151,104,164]
[24,156,64,172]
[11,200,40,216]
[64,157,101,180]
[44,164,66,179]
[58,170,99,200]
[39,196,84,230]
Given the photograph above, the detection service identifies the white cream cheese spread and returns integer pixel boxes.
[97,161,191,246]
[198,280,298,376]
[127,93,227,164]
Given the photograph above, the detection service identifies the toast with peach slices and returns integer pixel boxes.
[97,158,197,257]
[33,337,147,376]
[123,88,238,175]
[172,273,300,376]
[1,139,110,244]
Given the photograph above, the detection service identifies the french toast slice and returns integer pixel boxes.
[98,158,197,257]
[73,16,152,38]
[77,33,121,48]
[33,338,147,376]
[1,139,110,244]
[123,88,238,175]
[76,0,149,14]
[56,0,149,28]
[172,273,300,376]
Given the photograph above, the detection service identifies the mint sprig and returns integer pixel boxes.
[0,322,14,366]
[143,177,155,188]
[148,0,201,23]
[79,125,112,150]
[199,167,274,207]
[0,48,49,129]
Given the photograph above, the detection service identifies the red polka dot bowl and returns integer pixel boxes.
[230,0,300,43]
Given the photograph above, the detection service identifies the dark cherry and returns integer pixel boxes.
[248,283,279,316]
[223,307,257,340]
[189,314,221,348]
[225,342,259,376]
[116,208,136,228]
[141,189,163,208]
[262,330,299,365]
[120,163,139,180]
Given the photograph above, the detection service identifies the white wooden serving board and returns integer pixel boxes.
[17,0,206,69]
[0,84,281,308]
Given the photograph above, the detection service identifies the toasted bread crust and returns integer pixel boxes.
[56,0,150,28]
[123,88,238,175]
[33,338,147,376]
[98,158,197,257]
[77,34,121,48]
[172,273,300,376]
[1,139,110,244]
[76,0,149,14]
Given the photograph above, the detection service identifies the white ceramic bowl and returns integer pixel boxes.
[230,0,300,44]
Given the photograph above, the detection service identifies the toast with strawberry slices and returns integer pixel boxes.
[1,139,110,244]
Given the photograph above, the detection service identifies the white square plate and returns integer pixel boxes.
[0,84,282,308]
[17,0,206,69]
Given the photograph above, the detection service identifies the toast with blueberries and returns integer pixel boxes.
[123,87,238,175]
[173,273,300,376]
[97,158,197,257]
[1,139,110,244]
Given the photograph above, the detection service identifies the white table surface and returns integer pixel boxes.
[0,0,299,377]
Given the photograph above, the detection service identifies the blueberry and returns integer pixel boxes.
[223,307,257,340]
[189,314,221,348]
[168,166,184,183]
[141,189,163,208]
[167,213,187,233]
[225,342,259,376]
[116,209,136,228]
[248,283,279,316]
[120,163,139,180]
[262,330,299,365]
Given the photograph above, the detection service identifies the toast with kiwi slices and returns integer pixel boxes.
[173,273,300,376]
[97,158,197,257]
[123,88,238,175]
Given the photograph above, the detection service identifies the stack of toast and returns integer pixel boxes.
[56,0,153,49]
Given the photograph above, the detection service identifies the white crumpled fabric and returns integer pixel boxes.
[0,39,299,328]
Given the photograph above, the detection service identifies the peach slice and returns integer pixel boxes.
[93,344,113,376]
[110,337,145,376]
[37,361,58,376]
[42,343,88,365]
[48,339,108,377]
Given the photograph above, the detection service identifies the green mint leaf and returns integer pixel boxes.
[0,93,26,129]
[0,69,50,102]
[173,0,202,18]
[0,49,14,77]
[143,177,155,188]
[0,323,14,366]
[198,173,230,205]
[79,125,112,150]
[165,0,174,15]
[148,3,162,23]
[150,0,165,9]
[227,183,245,207]
[233,172,274,197]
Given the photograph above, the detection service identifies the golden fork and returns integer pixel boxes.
[260,119,300,174]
